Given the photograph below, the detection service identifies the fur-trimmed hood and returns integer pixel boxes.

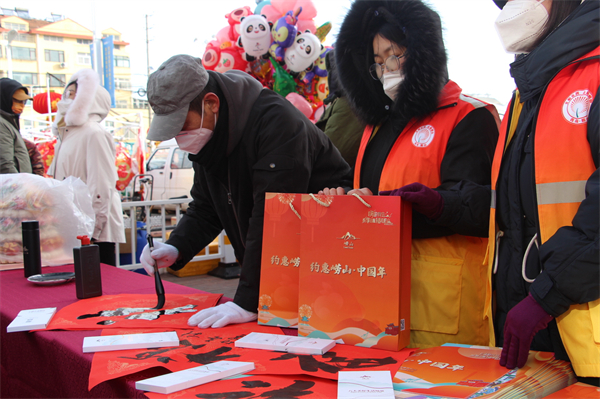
[52,69,111,132]
[335,0,448,126]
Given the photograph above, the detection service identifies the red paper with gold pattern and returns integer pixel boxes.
[144,374,337,399]
[47,293,222,330]
[298,194,412,351]
[258,193,302,328]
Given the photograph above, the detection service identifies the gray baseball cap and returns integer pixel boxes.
[146,55,209,141]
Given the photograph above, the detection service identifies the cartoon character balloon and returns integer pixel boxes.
[302,46,331,84]
[269,8,301,62]
[238,14,273,61]
[225,6,252,42]
[202,40,221,71]
[284,30,321,73]
[215,45,248,73]
[260,0,317,34]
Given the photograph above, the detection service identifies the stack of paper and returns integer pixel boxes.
[83,331,179,353]
[7,307,57,332]
[135,361,255,394]
[392,345,576,399]
[235,332,336,355]
[469,353,576,398]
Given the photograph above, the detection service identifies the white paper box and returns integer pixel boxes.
[338,371,395,399]
[235,332,336,355]
[135,361,255,394]
[7,307,57,333]
[82,331,179,353]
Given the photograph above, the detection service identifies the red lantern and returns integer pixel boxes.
[33,92,62,114]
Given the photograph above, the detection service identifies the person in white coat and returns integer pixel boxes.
[50,69,125,265]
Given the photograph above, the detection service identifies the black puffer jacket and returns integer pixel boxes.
[166,70,352,312]
[493,0,599,360]
[335,0,499,239]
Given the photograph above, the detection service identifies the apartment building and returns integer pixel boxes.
[0,8,149,141]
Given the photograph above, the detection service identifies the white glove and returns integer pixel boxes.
[187,301,257,328]
[140,241,179,276]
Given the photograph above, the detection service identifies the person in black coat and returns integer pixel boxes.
[140,55,352,328]
[490,0,599,384]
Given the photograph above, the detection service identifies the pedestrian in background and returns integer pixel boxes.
[50,69,125,265]
[490,0,599,384]
[0,78,33,174]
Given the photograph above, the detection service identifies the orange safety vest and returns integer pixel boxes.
[488,47,600,377]
[355,80,499,348]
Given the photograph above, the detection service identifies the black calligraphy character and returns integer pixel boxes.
[186,346,240,364]
[270,351,397,374]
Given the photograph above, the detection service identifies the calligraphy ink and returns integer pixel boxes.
[74,235,102,299]
[22,220,42,278]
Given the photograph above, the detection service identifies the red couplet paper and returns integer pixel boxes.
[88,323,414,389]
[48,293,222,330]
[89,323,284,389]
[144,374,337,399]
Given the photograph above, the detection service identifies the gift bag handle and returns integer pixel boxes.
[308,193,372,208]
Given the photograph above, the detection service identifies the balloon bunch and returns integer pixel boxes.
[202,0,333,122]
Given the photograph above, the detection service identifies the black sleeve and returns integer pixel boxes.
[413,106,499,238]
[166,163,224,270]
[530,91,599,316]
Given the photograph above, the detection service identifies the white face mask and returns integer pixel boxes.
[175,100,216,155]
[381,70,404,101]
[495,0,549,54]
[56,98,73,115]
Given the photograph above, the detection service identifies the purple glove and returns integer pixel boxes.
[379,182,444,220]
[500,294,553,369]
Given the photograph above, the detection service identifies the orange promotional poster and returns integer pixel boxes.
[297,194,411,351]
[258,193,302,328]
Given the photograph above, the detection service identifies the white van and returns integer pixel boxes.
[146,139,194,206]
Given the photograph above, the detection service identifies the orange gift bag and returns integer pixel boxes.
[258,193,302,328]
[298,194,412,351]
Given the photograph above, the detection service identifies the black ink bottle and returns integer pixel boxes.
[22,220,42,278]
[73,235,102,299]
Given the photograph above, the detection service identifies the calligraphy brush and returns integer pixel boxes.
[147,235,165,309]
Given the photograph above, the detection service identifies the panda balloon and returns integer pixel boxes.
[284,30,321,73]
[238,14,273,62]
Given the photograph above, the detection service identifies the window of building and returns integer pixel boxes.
[103,34,121,42]
[48,74,65,87]
[114,56,130,68]
[11,46,36,60]
[12,72,37,85]
[22,119,33,127]
[4,22,27,31]
[115,78,131,90]
[77,52,91,65]
[116,99,129,108]
[44,35,63,42]
[133,98,148,109]
[114,45,121,50]
[0,45,3,58]
[45,49,65,62]
[2,32,34,42]
[76,38,92,45]
[105,121,115,128]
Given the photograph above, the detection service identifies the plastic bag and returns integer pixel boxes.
[0,174,95,265]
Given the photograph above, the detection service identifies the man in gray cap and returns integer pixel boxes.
[140,55,352,328]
